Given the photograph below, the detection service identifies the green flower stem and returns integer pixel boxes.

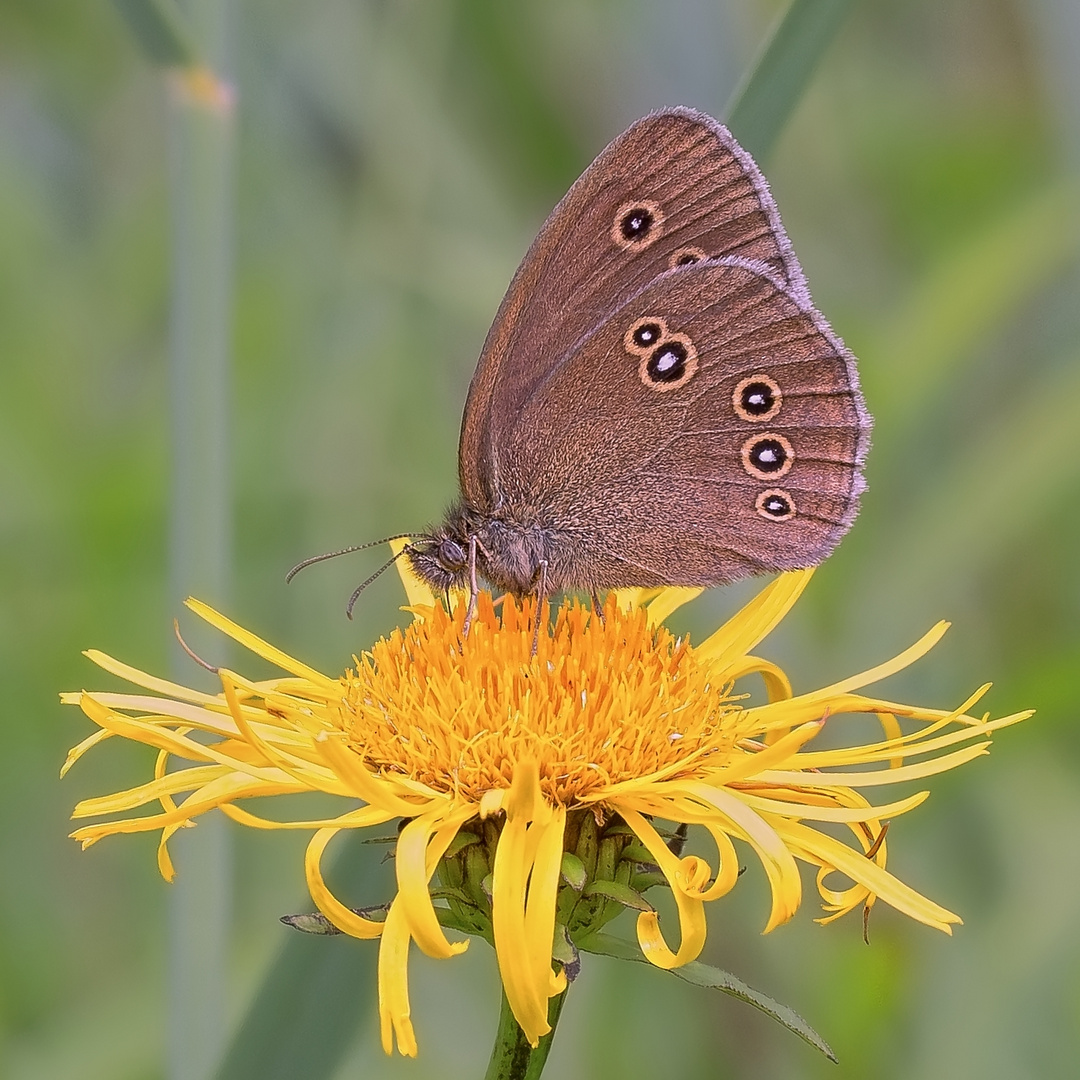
[484,988,567,1080]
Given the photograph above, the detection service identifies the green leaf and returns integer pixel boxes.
[582,880,654,913]
[444,830,482,858]
[430,885,482,907]
[560,851,588,891]
[578,933,836,1062]
[629,871,667,892]
[725,0,855,160]
[212,835,385,1080]
[111,0,200,67]
[551,924,581,983]
[435,905,492,942]
[280,904,390,936]
[279,911,340,936]
[619,843,657,864]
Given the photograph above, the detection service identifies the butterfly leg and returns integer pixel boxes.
[530,560,549,657]
[463,534,480,639]
[590,587,606,626]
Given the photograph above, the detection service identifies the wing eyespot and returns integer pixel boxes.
[639,334,698,392]
[612,200,664,250]
[756,489,796,520]
[733,375,782,422]
[624,317,669,355]
[669,246,707,270]
[741,433,793,478]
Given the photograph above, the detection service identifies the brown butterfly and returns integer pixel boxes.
[402,108,870,613]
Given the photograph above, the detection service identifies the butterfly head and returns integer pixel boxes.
[406,525,471,593]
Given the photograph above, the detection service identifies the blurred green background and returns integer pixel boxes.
[3,0,1079,1077]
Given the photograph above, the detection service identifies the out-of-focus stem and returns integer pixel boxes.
[484,990,567,1080]
[163,4,234,1080]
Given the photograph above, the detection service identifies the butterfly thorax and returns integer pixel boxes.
[407,501,578,597]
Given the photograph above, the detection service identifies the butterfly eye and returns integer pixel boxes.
[623,317,669,355]
[437,538,467,571]
[733,375,782,421]
[612,199,664,250]
[639,334,698,392]
[669,246,707,270]
[741,434,794,479]
[756,489,795,520]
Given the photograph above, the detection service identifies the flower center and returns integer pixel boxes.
[337,595,742,804]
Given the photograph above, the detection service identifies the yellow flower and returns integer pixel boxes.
[62,554,1030,1057]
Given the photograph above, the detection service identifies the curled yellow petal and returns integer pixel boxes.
[620,809,707,968]
[304,828,385,940]
[780,820,961,932]
[396,809,471,959]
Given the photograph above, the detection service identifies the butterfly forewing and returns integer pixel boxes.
[459,108,808,510]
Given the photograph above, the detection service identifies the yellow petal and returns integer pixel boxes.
[780,820,961,931]
[724,655,793,703]
[315,733,436,817]
[642,587,703,626]
[692,822,741,901]
[389,537,441,611]
[523,806,566,1011]
[505,758,543,823]
[619,809,707,968]
[185,598,334,684]
[667,783,802,932]
[611,586,663,612]
[304,828,386,939]
[703,720,824,786]
[479,788,504,818]
[737,789,930,822]
[697,569,814,665]
[396,809,471,959]
[221,802,392,831]
[755,742,991,788]
[491,763,553,1045]
[59,727,113,777]
[491,813,547,1043]
[377,899,418,1056]
[79,651,224,706]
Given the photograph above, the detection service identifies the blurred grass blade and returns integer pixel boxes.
[579,932,836,1061]
[212,835,381,1080]
[867,178,1080,427]
[212,938,374,1080]
[725,0,855,159]
[875,343,1080,601]
[111,0,199,66]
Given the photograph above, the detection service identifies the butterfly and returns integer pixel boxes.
[397,109,870,616]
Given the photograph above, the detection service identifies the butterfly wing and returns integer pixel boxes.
[494,257,870,588]
[460,108,809,511]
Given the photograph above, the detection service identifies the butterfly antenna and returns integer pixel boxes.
[286,533,417,584]
[346,545,414,620]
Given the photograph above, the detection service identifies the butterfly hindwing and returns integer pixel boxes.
[493,258,870,587]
